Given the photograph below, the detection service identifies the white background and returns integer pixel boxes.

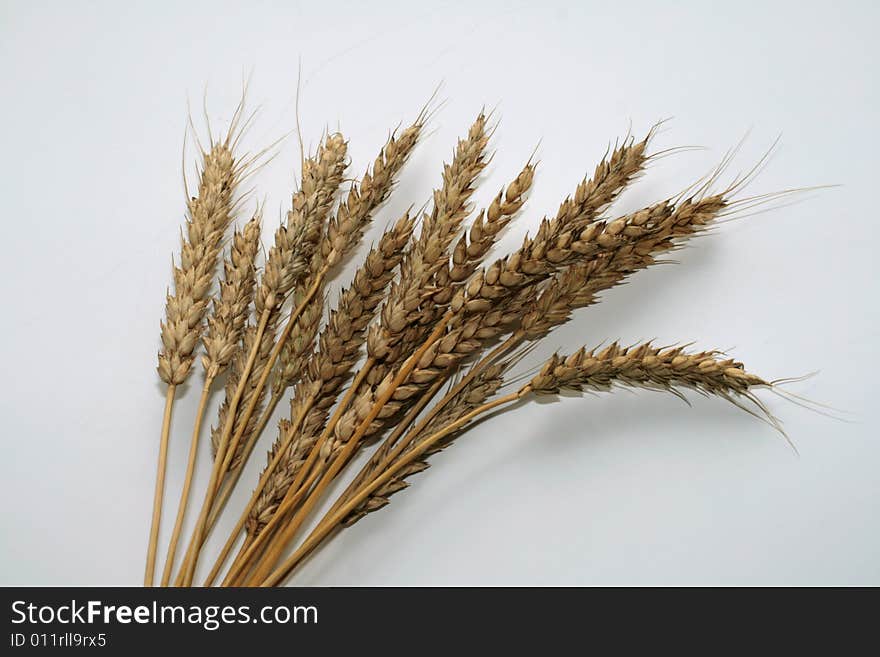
[1,0,877,586]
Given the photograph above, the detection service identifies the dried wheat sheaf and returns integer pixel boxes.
[145,93,804,588]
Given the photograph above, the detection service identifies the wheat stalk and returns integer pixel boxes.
[158,212,262,585]
[146,126,240,586]
[324,134,653,520]
[329,161,536,513]
[243,135,760,584]
[146,91,802,588]
[176,132,348,585]
[238,113,492,583]
[240,125,647,583]
[196,117,423,585]
[204,214,415,585]
[262,342,770,585]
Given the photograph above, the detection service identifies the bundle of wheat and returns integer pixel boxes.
[145,91,799,588]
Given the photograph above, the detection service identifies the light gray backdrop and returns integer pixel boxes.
[1,0,877,585]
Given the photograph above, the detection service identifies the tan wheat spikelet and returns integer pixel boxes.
[201,211,262,377]
[255,133,348,316]
[158,140,238,385]
[527,342,768,398]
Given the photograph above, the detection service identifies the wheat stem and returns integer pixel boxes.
[175,308,270,585]
[259,390,525,586]
[334,333,522,513]
[160,377,213,585]
[223,472,314,585]
[327,376,445,516]
[214,267,328,490]
[202,392,315,586]
[220,363,375,584]
[196,386,285,572]
[224,536,256,586]
[245,314,452,585]
[144,383,176,587]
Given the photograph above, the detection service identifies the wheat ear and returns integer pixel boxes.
[176,133,347,586]
[159,212,261,585]
[146,133,238,587]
